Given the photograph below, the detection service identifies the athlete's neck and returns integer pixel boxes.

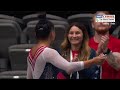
[37,40,50,47]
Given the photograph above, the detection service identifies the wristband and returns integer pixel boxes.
[103,48,111,55]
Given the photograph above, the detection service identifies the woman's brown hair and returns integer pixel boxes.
[61,22,91,61]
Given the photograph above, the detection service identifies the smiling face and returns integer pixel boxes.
[68,25,83,45]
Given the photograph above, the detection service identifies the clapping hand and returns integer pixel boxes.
[73,54,79,62]
[97,35,109,55]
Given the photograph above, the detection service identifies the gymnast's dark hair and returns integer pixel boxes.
[35,12,54,40]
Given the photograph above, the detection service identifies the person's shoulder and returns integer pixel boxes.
[44,47,58,53]
[110,35,120,43]
[42,47,59,58]
[89,37,94,41]
[109,35,120,51]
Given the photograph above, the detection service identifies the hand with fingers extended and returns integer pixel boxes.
[97,35,109,55]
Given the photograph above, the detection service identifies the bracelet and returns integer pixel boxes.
[103,48,111,55]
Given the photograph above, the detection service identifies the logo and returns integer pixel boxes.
[95,15,115,25]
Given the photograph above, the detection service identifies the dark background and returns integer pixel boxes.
[0,11,120,19]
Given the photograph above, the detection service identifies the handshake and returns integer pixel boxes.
[73,53,107,65]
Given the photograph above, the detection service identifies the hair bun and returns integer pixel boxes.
[36,12,48,31]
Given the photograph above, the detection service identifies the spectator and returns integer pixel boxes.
[89,11,120,79]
